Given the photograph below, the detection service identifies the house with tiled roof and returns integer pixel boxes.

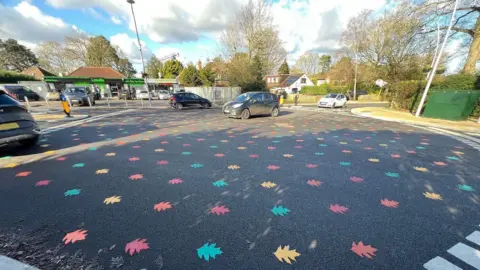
[68,67,125,79]
[21,66,55,81]
[264,73,314,94]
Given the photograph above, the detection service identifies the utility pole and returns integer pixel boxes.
[416,0,459,117]
[127,0,151,107]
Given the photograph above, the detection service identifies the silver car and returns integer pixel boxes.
[63,87,95,106]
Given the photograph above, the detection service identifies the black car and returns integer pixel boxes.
[169,92,212,110]
[223,92,280,119]
[63,87,96,106]
[0,85,40,101]
[0,89,41,147]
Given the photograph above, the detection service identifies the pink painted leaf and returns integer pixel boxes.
[63,230,87,245]
[160,141,169,144]
[295,146,303,149]
[354,139,362,142]
[296,139,304,142]
[249,154,259,158]
[157,160,169,165]
[125,238,150,256]
[16,171,31,177]
[197,138,205,141]
[247,141,255,144]
[211,205,230,216]
[154,201,172,212]
[132,145,141,149]
[183,144,191,147]
[169,178,183,184]
[407,150,416,154]
[267,165,280,171]
[268,146,276,150]
[342,150,352,153]
[129,174,143,180]
[380,199,399,208]
[433,161,447,166]
[35,180,51,187]
[307,180,323,187]
[329,204,348,214]
[56,157,67,161]
[129,157,140,161]
[351,242,377,259]
[306,164,318,168]
[350,177,364,183]
[364,147,373,150]
[214,153,225,157]
[391,154,401,158]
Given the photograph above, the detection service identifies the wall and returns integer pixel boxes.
[185,87,242,104]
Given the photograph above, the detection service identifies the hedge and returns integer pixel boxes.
[301,84,329,95]
[0,70,37,83]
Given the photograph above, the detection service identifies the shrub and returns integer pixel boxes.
[0,70,37,83]
[388,80,425,111]
[241,80,267,93]
[431,74,478,91]
[301,84,330,95]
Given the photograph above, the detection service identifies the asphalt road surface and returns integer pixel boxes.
[1,107,479,269]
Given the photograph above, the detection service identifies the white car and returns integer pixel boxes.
[317,93,347,108]
[157,90,171,100]
[136,90,151,100]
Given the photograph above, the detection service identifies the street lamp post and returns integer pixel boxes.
[126,0,151,107]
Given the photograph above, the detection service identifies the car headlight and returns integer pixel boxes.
[232,103,242,108]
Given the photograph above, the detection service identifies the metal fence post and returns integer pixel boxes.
[66,96,72,108]
[124,97,128,107]
[141,98,144,107]
[24,96,30,112]
[106,95,110,107]
[87,96,92,107]
[45,97,50,108]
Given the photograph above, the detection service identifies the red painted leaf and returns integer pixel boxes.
[160,141,169,144]
[267,165,280,171]
[307,180,323,187]
[129,174,143,180]
[306,164,318,168]
[433,161,447,166]
[211,205,230,215]
[351,241,377,259]
[350,176,364,183]
[380,199,399,208]
[329,204,348,214]
[154,201,172,212]
[35,180,51,187]
[125,238,149,256]
[169,178,183,184]
[16,171,31,177]
[157,160,169,165]
[63,230,87,244]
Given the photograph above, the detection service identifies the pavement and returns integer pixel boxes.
[1,106,480,269]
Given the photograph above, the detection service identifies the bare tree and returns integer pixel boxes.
[64,32,90,68]
[293,51,322,75]
[37,42,70,74]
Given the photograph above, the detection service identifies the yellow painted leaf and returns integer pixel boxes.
[261,181,277,188]
[423,192,442,200]
[414,167,429,172]
[96,169,109,174]
[368,158,380,163]
[283,154,294,158]
[452,151,464,155]
[44,150,56,155]
[155,148,164,152]
[274,245,300,264]
[105,153,116,156]
[104,196,121,204]
[4,163,19,168]
[237,147,247,150]
[143,138,150,141]
[379,144,388,147]
[339,142,348,145]
[228,165,240,170]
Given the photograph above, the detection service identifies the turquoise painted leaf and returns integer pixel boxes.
[340,162,351,166]
[210,146,218,149]
[315,152,324,156]
[197,243,222,261]
[385,172,399,178]
[271,206,290,216]
[416,146,425,150]
[0,156,12,160]
[191,163,204,168]
[72,163,85,168]
[458,184,475,192]
[333,136,339,138]
[176,136,183,139]
[447,156,459,160]
[275,135,282,138]
[182,152,192,155]
[40,139,48,142]
[272,140,280,143]
[319,144,328,147]
[64,189,81,197]
[389,140,396,143]
[88,147,97,151]
[213,180,228,187]
[122,131,129,134]
[105,138,112,141]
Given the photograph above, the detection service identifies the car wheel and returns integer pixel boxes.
[331,103,336,109]
[202,103,209,109]
[19,135,39,147]
[271,107,279,117]
[175,103,183,110]
[241,109,250,120]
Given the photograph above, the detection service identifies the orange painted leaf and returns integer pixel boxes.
[329,204,348,214]
[380,199,399,208]
[211,205,230,215]
[129,174,143,180]
[154,201,172,212]
[307,180,322,187]
[16,171,31,177]
[63,230,88,244]
[351,241,377,259]
[125,238,149,256]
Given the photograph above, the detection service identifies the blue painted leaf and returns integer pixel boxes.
[458,184,475,192]
[0,156,12,160]
[64,189,81,197]
[340,162,351,166]
[389,140,396,143]
[213,180,228,187]
[385,172,399,178]
[191,163,204,168]
[271,206,290,216]
[72,163,85,168]
[319,144,328,147]
[197,243,223,261]
[315,152,324,156]
[447,156,459,160]
[210,146,218,148]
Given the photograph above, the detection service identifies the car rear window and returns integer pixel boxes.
[5,86,24,92]
[0,92,20,105]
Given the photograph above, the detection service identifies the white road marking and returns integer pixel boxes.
[424,256,462,270]
[467,231,480,246]
[447,243,480,269]
[41,109,136,134]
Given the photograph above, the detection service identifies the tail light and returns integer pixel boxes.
[170,96,176,101]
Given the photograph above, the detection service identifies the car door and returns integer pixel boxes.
[190,94,203,107]
[336,95,347,107]
[262,93,275,114]
[183,93,195,107]
[248,94,264,115]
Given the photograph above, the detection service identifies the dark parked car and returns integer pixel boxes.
[169,92,212,110]
[223,92,280,119]
[346,90,368,100]
[0,85,40,101]
[63,87,95,106]
[0,89,41,147]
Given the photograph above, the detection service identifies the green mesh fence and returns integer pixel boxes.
[423,90,480,121]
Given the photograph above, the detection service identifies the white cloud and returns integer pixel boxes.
[110,33,153,71]
[111,16,122,25]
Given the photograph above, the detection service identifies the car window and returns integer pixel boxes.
[0,92,20,105]
[234,93,254,102]
[66,88,87,94]
[140,91,148,94]
[252,94,264,102]
[5,86,24,93]
[325,94,338,98]
[262,93,274,101]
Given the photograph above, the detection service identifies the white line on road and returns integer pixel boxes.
[424,256,462,270]
[467,231,480,247]
[447,243,480,269]
[41,109,136,134]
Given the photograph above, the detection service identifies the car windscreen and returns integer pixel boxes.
[66,88,87,94]
[234,93,254,102]
[140,91,148,94]
[324,94,338,98]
